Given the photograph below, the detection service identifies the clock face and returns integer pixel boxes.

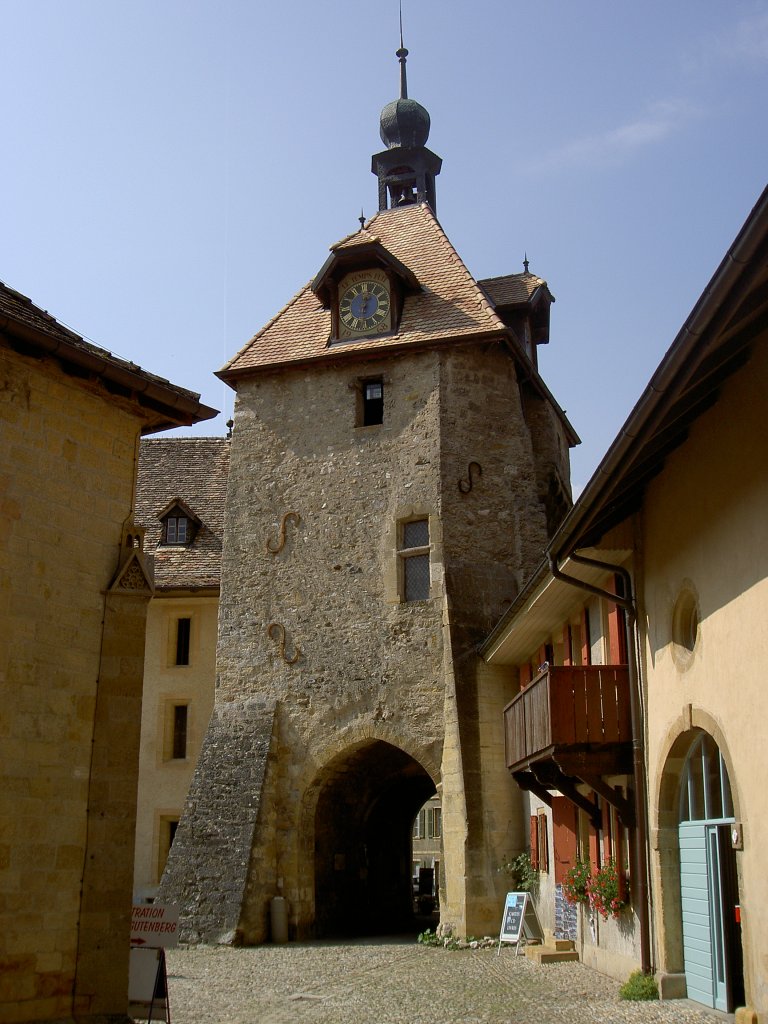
[339,280,390,335]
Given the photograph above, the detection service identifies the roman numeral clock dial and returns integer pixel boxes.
[338,278,391,337]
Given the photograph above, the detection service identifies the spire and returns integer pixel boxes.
[371,20,442,213]
[397,2,408,99]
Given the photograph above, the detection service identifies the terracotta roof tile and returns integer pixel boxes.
[478,273,551,308]
[219,204,508,377]
[135,438,230,590]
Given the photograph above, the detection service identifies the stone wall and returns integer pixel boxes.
[173,339,571,941]
[156,698,276,944]
[0,346,148,1021]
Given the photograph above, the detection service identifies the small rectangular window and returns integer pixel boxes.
[404,555,430,601]
[429,806,442,839]
[403,519,429,548]
[176,617,191,666]
[165,515,188,545]
[400,518,430,602]
[412,808,426,839]
[362,379,384,426]
[172,704,188,759]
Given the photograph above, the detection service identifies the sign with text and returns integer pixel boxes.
[131,904,180,949]
[499,892,527,944]
[497,892,544,955]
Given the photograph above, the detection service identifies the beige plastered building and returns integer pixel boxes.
[0,281,215,1023]
[482,186,768,1021]
[132,438,229,903]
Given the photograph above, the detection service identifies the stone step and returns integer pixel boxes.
[524,943,580,964]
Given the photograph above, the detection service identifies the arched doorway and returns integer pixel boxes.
[675,731,744,1011]
[312,740,436,937]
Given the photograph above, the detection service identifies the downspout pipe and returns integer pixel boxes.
[548,550,652,977]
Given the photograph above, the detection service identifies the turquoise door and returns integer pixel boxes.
[679,821,714,1007]
[679,820,731,1011]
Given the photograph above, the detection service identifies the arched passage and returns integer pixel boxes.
[312,740,436,938]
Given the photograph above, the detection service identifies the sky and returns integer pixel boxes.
[2,1,767,493]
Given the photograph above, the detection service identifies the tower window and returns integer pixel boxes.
[358,378,384,426]
[399,518,430,602]
[175,617,191,666]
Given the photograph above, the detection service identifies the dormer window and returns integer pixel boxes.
[159,499,200,547]
[165,515,189,545]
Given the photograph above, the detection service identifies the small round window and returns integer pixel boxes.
[672,588,699,663]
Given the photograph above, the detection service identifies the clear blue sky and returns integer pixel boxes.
[3,1,766,492]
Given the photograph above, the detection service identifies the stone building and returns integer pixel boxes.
[481,186,768,1021]
[0,282,215,1022]
[132,437,229,902]
[159,48,576,943]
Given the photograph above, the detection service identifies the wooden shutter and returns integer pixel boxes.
[552,798,578,884]
[538,813,549,873]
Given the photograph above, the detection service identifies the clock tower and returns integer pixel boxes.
[158,43,576,945]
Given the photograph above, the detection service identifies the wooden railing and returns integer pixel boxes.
[504,664,631,771]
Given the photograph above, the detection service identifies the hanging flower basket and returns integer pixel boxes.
[586,860,628,920]
[562,860,591,906]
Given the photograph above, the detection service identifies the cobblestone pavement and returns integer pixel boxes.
[158,939,727,1024]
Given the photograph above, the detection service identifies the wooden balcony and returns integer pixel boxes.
[504,664,632,778]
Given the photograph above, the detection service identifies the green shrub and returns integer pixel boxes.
[498,852,538,893]
[619,970,659,1001]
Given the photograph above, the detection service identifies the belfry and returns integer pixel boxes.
[158,41,577,943]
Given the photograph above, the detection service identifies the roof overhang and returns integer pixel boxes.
[547,186,768,557]
[0,299,217,434]
[481,549,631,665]
[312,240,421,309]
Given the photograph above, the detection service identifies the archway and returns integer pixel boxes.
[659,728,744,1012]
[312,740,436,937]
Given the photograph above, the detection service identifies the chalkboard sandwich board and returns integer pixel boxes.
[497,892,544,955]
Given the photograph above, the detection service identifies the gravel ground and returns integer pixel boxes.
[151,939,729,1024]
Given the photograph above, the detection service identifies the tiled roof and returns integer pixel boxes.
[478,273,551,308]
[0,281,215,427]
[135,438,230,591]
[219,204,508,377]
